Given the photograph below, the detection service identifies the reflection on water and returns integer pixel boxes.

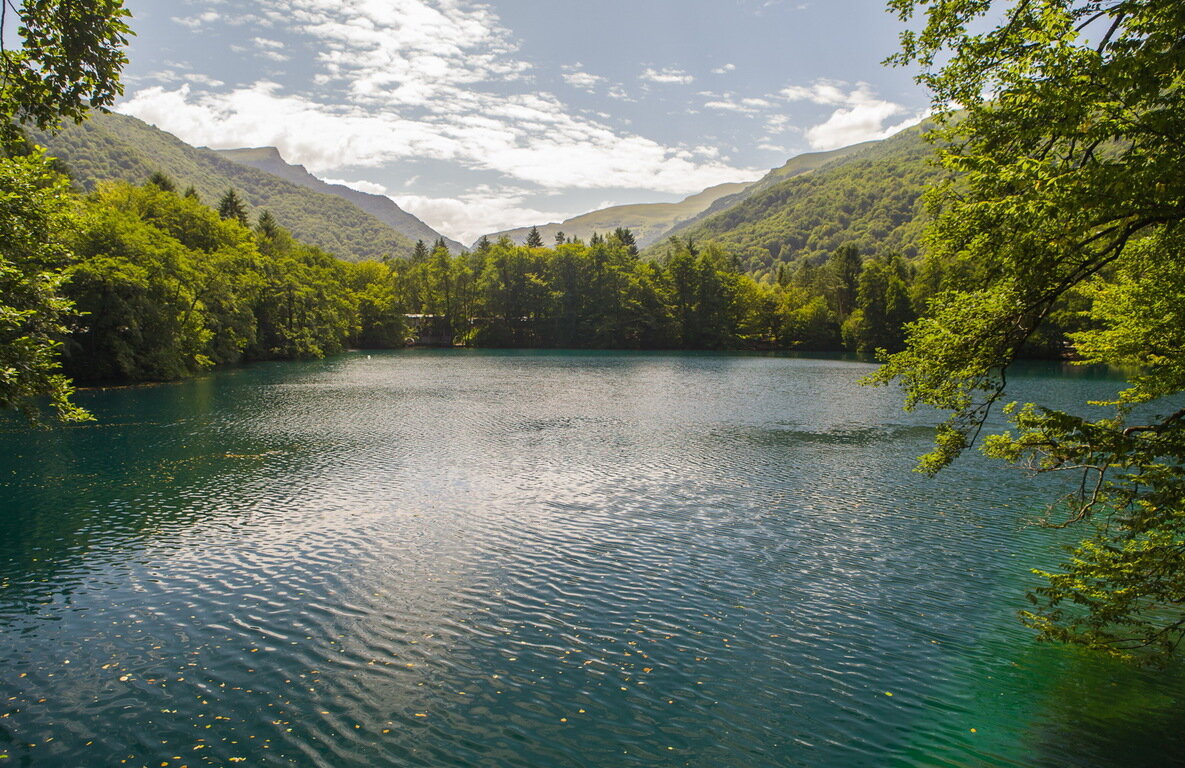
[0,350,1179,767]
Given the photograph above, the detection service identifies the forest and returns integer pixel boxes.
[25,167,972,388]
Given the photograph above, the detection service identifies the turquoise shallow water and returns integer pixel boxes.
[0,350,1182,767]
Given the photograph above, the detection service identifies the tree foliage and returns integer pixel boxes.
[0,0,131,142]
[0,153,89,420]
[0,0,131,420]
[874,0,1185,656]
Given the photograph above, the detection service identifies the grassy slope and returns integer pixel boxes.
[31,112,416,262]
[654,126,942,277]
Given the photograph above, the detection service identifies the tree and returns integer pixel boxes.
[874,0,1185,656]
[525,226,544,248]
[146,171,175,192]
[0,154,89,420]
[217,188,248,225]
[256,210,280,240]
[824,244,862,319]
[0,0,132,143]
[612,227,638,257]
[0,0,132,420]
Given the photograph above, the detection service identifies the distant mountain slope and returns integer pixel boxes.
[216,147,464,252]
[672,141,881,235]
[29,112,416,262]
[481,140,882,250]
[655,125,942,278]
[481,181,755,249]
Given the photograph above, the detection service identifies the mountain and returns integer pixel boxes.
[480,181,755,249]
[670,141,882,235]
[653,125,942,278]
[479,140,882,250]
[215,147,464,252]
[28,112,417,262]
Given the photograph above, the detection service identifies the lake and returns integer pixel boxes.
[1,351,1182,767]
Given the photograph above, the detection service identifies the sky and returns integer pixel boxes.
[115,0,932,245]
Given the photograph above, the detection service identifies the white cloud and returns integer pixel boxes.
[704,99,753,113]
[702,94,773,115]
[780,80,922,150]
[641,67,694,85]
[711,63,736,75]
[321,177,390,195]
[119,83,758,194]
[562,71,605,92]
[124,0,765,239]
[391,189,573,245]
[182,73,225,87]
[172,11,220,29]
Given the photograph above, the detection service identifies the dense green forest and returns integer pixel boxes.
[44,171,946,387]
[28,112,420,262]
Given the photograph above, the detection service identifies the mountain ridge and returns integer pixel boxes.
[215,146,465,252]
[29,112,418,262]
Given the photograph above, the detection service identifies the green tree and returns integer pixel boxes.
[0,154,89,420]
[612,227,638,257]
[824,244,862,319]
[256,209,280,240]
[0,0,132,419]
[217,188,248,225]
[874,0,1185,656]
[525,226,544,248]
[146,171,176,192]
[0,0,132,142]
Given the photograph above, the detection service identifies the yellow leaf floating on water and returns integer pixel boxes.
[884,692,893,697]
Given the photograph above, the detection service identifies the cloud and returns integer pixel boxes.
[702,95,772,115]
[562,70,605,92]
[391,189,574,245]
[172,11,221,29]
[119,83,759,194]
[711,63,736,75]
[321,177,390,196]
[182,73,225,87]
[641,67,694,85]
[780,80,922,149]
[123,0,764,239]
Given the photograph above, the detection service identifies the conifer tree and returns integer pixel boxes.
[217,188,248,225]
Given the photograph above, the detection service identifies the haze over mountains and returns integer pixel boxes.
[32,111,936,274]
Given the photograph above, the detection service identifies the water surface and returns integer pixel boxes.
[1,351,1182,767]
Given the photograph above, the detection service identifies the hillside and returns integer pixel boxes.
[216,147,464,252]
[29,112,417,262]
[655,125,942,278]
[671,141,881,235]
[481,181,755,249]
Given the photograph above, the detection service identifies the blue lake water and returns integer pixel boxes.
[1,350,1182,767]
